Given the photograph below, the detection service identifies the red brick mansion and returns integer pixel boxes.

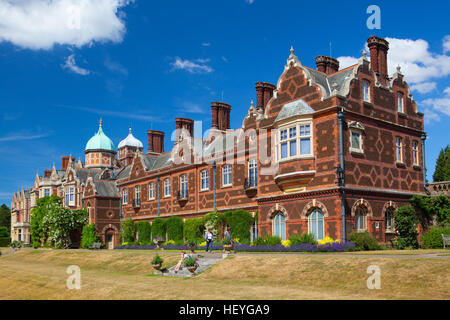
[11,36,429,249]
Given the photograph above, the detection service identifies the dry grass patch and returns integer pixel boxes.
[0,250,448,300]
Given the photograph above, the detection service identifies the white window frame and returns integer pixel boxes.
[355,206,367,231]
[278,121,313,161]
[135,186,141,204]
[272,213,286,241]
[164,178,171,197]
[397,92,404,113]
[180,174,188,198]
[395,137,403,163]
[44,188,50,197]
[200,169,209,191]
[308,209,325,241]
[123,189,128,204]
[385,207,395,232]
[362,80,370,102]
[69,187,75,206]
[412,141,419,166]
[248,158,258,188]
[148,182,155,200]
[222,165,232,187]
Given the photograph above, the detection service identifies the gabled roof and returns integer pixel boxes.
[92,180,120,198]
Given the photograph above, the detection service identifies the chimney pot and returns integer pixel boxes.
[367,35,389,80]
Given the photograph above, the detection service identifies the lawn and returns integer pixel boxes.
[0,249,448,300]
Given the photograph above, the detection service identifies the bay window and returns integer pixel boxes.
[279,122,312,160]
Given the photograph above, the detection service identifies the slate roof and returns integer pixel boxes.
[304,65,358,98]
[92,180,119,197]
[275,99,314,122]
[75,169,102,184]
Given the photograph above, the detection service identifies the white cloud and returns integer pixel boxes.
[422,87,450,117]
[104,57,128,76]
[0,0,133,50]
[443,35,450,54]
[0,133,50,142]
[202,42,211,47]
[337,56,359,69]
[62,54,90,75]
[170,57,213,74]
[337,36,450,85]
[410,82,437,94]
[178,102,207,114]
[245,0,255,3]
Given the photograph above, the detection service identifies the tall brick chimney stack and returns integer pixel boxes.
[147,130,165,155]
[175,118,194,140]
[211,102,231,131]
[367,36,389,81]
[255,82,276,113]
[44,169,52,177]
[315,56,340,75]
[61,156,75,170]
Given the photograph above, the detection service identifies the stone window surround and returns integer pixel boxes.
[277,118,314,162]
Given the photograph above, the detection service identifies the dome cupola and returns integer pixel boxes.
[118,126,144,166]
[85,119,116,152]
[118,127,143,149]
[84,119,116,169]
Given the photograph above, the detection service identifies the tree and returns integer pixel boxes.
[433,145,450,182]
[42,206,88,249]
[0,204,11,233]
[81,224,101,249]
[30,196,61,247]
[393,205,419,249]
[411,195,450,228]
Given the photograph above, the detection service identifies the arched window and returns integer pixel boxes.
[385,207,395,232]
[355,206,367,231]
[272,212,286,240]
[308,208,324,240]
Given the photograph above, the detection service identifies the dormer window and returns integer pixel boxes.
[397,92,404,113]
[362,80,370,102]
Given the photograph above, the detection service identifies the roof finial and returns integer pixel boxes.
[397,65,401,73]
[99,118,103,127]
[129,123,132,134]
[362,50,367,59]
[290,46,295,57]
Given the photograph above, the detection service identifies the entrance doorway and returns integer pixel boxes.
[105,232,114,250]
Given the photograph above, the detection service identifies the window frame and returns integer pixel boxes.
[135,185,141,205]
[148,182,155,200]
[397,92,404,113]
[395,137,403,163]
[355,206,367,231]
[122,189,128,204]
[362,80,370,102]
[180,174,188,198]
[248,158,258,188]
[385,207,395,232]
[222,164,233,187]
[308,208,325,241]
[200,169,209,191]
[278,121,313,161]
[412,141,419,166]
[164,178,171,197]
[272,212,286,241]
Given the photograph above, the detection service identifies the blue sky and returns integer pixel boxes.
[0,0,449,205]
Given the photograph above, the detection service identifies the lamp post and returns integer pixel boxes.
[157,176,160,217]
[213,161,216,210]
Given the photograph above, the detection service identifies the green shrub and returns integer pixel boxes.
[151,254,163,265]
[289,233,317,245]
[152,218,166,240]
[183,256,197,267]
[252,235,281,246]
[136,221,151,243]
[166,216,184,241]
[0,226,9,237]
[184,218,205,241]
[120,219,136,243]
[0,236,11,247]
[347,231,381,251]
[81,224,100,249]
[421,227,450,248]
[394,205,419,249]
[222,210,253,244]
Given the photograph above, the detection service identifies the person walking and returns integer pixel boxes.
[205,229,214,253]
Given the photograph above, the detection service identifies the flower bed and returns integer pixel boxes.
[114,242,356,252]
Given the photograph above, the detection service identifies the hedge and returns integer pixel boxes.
[136,221,151,243]
[0,237,11,247]
[152,218,166,240]
[166,216,184,241]
[222,209,253,243]
[121,219,136,243]
[347,231,381,251]
[184,217,205,241]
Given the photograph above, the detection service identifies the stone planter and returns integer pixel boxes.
[223,244,233,253]
[187,265,198,273]
[152,263,162,271]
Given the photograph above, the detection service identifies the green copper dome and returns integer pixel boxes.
[85,119,116,152]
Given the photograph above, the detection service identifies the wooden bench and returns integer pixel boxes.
[89,242,102,250]
[442,235,450,249]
